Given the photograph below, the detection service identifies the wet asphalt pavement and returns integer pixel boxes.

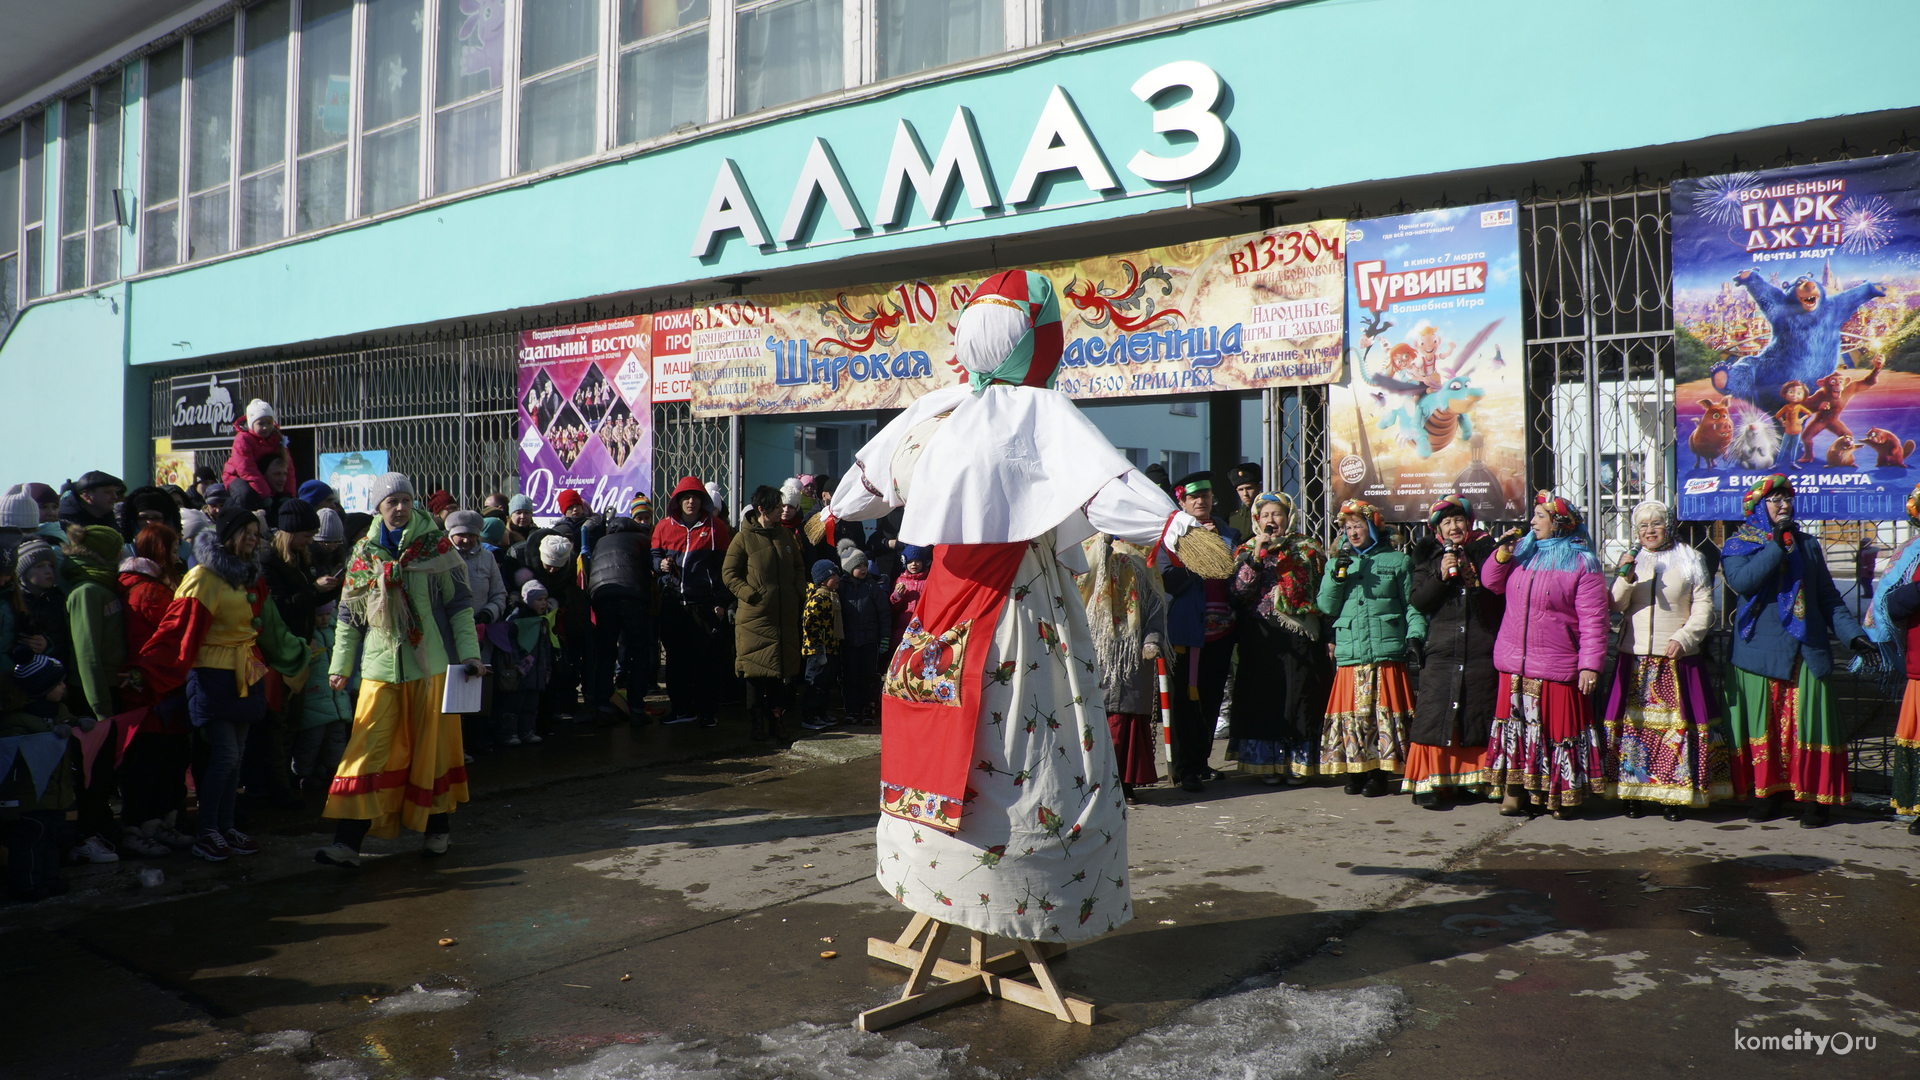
[3,707,1916,1080]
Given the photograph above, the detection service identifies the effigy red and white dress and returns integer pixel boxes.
[828,270,1194,943]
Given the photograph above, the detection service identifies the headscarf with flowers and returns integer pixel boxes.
[1236,493,1325,621]
[1079,534,1162,705]
[342,510,466,674]
[1720,474,1808,645]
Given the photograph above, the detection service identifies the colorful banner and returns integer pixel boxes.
[652,308,694,403]
[688,222,1346,416]
[517,316,655,516]
[1327,202,1526,523]
[1674,155,1920,521]
[317,451,390,513]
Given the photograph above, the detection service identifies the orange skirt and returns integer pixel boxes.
[1403,743,1488,794]
[1320,662,1414,774]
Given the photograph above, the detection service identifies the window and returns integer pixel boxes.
[735,0,842,115]
[615,0,707,145]
[187,20,236,261]
[876,0,1001,79]
[1043,0,1194,41]
[362,0,425,215]
[51,80,123,293]
[0,125,19,328]
[518,0,599,173]
[434,0,505,194]
[239,0,292,248]
[143,46,183,269]
[60,92,90,291]
[297,0,353,232]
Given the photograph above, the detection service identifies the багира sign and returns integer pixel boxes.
[1674,154,1920,521]
[517,318,656,517]
[167,370,243,451]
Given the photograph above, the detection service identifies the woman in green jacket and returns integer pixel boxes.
[1316,499,1426,797]
[723,485,806,746]
[315,474,482,867]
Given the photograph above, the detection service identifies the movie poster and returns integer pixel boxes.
[516,316,655,517]
[1674,155,1920,521]
[1328,202,1527,523]
[688,223,1346,417]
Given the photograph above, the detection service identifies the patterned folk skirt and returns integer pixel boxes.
[321,673,468,838]
[1895,681,1920,818]
[1403,743,1489,795]
[1319,662,1413,775]
[1486,672,1603,809]
[1723,662,1848,805]
[1601,653,1733,808]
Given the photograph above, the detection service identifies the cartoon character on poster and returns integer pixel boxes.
[1673,154,1920,521]
[1330,202,1527,523]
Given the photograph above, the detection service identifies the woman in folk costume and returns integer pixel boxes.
[1602,500,1731,820]
[1865,483,1920,836]
[1228,492,1331,784]
[130,511,314,861]
[823,269,1229,944]
[1316,499,1423,796]
[1405,495,1502,807]
[1482,491,1608,819]
[1078,533,1167,802]
[1721,474,1869,828]
[315,474,484,866]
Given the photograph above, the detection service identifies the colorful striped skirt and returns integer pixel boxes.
[1722,662,1847,806]
[1320,662,1413,775]
[322,673,468,838]
[1601,653,1732,808]
[1485,672,1603,809]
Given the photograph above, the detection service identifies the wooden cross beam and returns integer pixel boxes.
[857,914,1096,1031]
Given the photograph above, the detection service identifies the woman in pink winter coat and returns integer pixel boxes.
[222,400,297,500]
[1481,491,1609,819]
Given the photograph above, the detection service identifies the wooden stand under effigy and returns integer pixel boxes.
[857,914,1095,1031]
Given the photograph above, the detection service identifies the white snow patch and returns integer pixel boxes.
[368,983,476,1016]
[1515,929,1593,957]
[1493,970,1523,981]
[252,1029,314,1053]
[504,1022,969,1079]
[1060,976,1408,1080]
[305,1062,369,1080]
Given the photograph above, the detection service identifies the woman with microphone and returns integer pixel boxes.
[1316,499,1424,797]
[1602,501,1729,821]
[1405,496,1503,808]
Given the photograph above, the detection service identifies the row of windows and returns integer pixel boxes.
[0,0,1215,323]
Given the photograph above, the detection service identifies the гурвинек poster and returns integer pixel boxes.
[1329,202,1526,523]
[1675,154,1920,520]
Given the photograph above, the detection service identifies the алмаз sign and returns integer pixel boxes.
[691,61,1233,259]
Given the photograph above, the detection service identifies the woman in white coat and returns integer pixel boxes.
[824,270,1228,945]
[1602,500,1732,820]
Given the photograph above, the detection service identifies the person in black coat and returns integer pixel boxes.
[1405,496,1505,808]
[586,517,657,721]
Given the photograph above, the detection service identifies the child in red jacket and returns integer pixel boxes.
[222,399,296,500]
[888,545,932,641]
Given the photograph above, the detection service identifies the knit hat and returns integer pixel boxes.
[840,546,868,573]
[0,492,36,528]
[181,508,213,542]
[15,538,56,581]
[201,482,228,505]
[367,472,413,513]
[705,482,724,509]
[217,504,260,546]
[811,559,840,584]
[521,579,550,602]
[556,488,585,515]
[65,524,122,566]
[902,544,933,566]
[245,399,277,426]
[20,482,57,507]
[480,516,506,546]
[509,494,535,514]
[315,507,345,543]
[278,497,321,534]
[540,534,575,568]
[780,478,805,508]
[10,644,65,698]
[427,490,457,515]
[445,509,483,537]
[628,492,653,518]
[298,479,334,505]
[1740,475,1791,518]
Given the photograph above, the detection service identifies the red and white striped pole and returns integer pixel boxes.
[1156,654,1175,768]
